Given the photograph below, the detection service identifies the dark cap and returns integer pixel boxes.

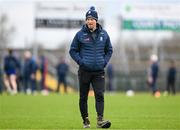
[86,6,98,21]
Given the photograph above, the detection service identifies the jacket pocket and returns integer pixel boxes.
[96,58,105,70]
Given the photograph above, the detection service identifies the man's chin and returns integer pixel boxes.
[89,28,94,31]
[88,26,94,30]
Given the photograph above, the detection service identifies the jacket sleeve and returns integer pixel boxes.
[15,58,21,71]
[69,33,83,65]
[104,34,113,67]
[31,60,37,74]
[3,57,7,72]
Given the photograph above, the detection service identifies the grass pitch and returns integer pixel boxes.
[0,92,180,129]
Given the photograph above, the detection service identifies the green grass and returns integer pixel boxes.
[0,92,180,129]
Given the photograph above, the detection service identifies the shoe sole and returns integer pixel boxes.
[84,124,90,128]
[102,121,111,128]
[97,121,111,128]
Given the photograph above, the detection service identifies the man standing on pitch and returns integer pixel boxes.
[69,6,113,128]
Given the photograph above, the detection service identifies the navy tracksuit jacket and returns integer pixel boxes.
[69,23,113,71]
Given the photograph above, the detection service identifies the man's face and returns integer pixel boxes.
[86,17,97,31]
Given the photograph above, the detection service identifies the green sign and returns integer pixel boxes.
[122,19,180,31]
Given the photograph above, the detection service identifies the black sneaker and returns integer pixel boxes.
[97,117,111,128]
[83,117,90,128]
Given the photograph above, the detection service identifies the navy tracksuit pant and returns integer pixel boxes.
[78,68,105,120]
